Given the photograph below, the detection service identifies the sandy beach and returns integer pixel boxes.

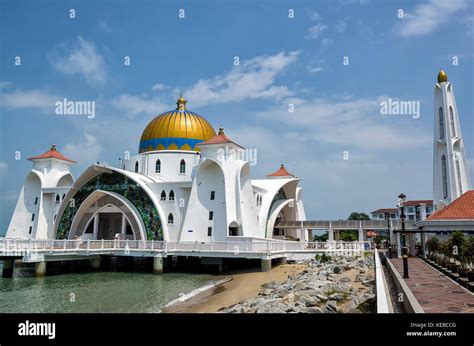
[162,263,308,313]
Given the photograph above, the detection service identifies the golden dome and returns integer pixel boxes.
[139,96,216,153]
[437,69,448,83]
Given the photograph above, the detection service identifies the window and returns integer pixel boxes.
[408,215,415,220]
[168,213,174,225]
[449,106,456,138]
[135,161,139,173]
[209,211,214,221]
[155,159,161,173]
[210,191,215,200]
[31,214,35,221]
[455,157,463,195]
[62,194,65,200]
[34,197,38,205]
[169,190,175,201]
[439,107,444,139]
[29,226,32,234]
[442,155,448,199]
[160,190,166,201]
[180,159,186,174]
[55,195,60,204]
[208,227,212,236]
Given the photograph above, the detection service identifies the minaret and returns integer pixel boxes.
[433,69,472,210]
[6,145,76,239]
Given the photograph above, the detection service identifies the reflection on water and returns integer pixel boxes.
[0,263,213,313]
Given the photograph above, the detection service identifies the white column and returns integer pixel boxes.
[153,256,164,274]
[396,232,401,258]
[121,214,126,235]
[328,222,334,241]
[93,214,99,239]
[358,221,364,242]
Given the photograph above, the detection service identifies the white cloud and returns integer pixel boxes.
[0,89,59,111]
[111,93,167,117]
[152,83,168,91]
[305,23,328,40]
[63,133,103,166]
[257,97,431,150]
[308,66,324,73]
[0,161,7,175]
[394,0,468,38]
[51,36,107,87]
[336,20,347,33]
[185,51,299,107]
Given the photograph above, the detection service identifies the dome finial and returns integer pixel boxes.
[218,126,224,135]
[176,92,187,110]
[51,144,57,151]
[437,69,448,83]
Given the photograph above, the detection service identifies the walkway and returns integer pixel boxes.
[391,257,474,313]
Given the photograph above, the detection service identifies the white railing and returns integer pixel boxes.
[0,238,372,256]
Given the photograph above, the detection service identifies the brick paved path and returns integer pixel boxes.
[390,257,474,313]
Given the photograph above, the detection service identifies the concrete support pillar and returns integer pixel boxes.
[93,213,99,239]
[420,232,427,256]
[153,256,164,274]
[121,214,126,236]
[35,261,47,277]
[396,233,401,258]
[90,257,101,270]
[358,222,364,242]
[261,258,272,272]
[328,222,334,241]
[2,259,14,278]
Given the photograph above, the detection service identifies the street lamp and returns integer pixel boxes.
[398,193,409,278]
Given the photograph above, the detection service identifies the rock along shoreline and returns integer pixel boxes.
[218,254,376,313]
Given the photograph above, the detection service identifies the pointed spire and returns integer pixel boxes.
[176,92,187,110]
[437,69,448,83]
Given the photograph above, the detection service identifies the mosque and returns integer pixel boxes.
[6,96,307,243]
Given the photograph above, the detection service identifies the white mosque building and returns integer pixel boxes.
[6,96,307,244]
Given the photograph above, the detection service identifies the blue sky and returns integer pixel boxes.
[1,0,473,233]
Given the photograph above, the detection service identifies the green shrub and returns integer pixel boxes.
[460,237,474,264]
[315,253,331,263]
[426,236,440,254]
[448,231,465,259]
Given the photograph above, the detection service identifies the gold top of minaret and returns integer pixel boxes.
[176,92,187,110]
[437,69,448,83]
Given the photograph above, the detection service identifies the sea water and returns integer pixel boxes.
[0,262,214,313]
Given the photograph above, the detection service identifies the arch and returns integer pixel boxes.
[167,213,174,225]
[442,155,448,199]
[439,107,445,139]
[62,193,66,200]
[168,143,178,150]
[68,190,146,240]
[169,190,175,201]
[449,106,456,138]
[180,143,191,151]
[56,173,74,187]
[266,199,295,238]
[55,169,164,241]
[155,159,161,173]
[55,194,60,204]
[161,190,167,201]
[180,159,186,174]
[134,161,139,173]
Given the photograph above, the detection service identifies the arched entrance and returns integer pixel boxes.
[69,191,145,240]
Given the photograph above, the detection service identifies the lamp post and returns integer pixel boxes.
[398,193,409,278]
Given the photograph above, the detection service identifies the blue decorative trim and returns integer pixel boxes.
[139,137,204,152]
